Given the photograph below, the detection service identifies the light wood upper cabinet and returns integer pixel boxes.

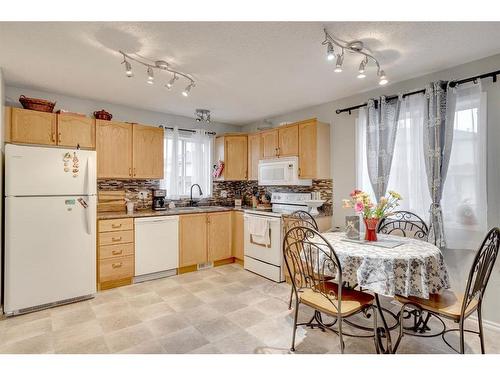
[57,114,95,148]
[247,133,261,180]
[278,124,299,157]
[96,120,133,179]
[208,212,232,262]
[261,129,279,159]
[10,107,57,145]
[215,134,248,181]
[179,213,208,267]
[298,119,331,179]
[132,124,164,179]
[231,211,244,260]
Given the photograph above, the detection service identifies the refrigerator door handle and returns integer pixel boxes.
[85,157,91,196]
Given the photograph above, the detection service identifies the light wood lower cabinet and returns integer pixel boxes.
[208,212,232,262]
[97,218,135,290]
[179,212,233,268]
[179,213,208,267]
[232,211,244,261]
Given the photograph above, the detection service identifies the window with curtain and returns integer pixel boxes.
[441,83,487,249]
[161,128,213,199]
[356,94,431,219]
[356,83,487,250]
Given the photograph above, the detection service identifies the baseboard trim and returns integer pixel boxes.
[468,316,500,332]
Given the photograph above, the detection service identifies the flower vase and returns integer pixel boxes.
[364,218,379,242]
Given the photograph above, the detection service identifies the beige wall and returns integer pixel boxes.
[242,53,500,325]
[0,68,4,307]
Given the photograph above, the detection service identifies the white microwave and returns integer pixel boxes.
[258,157,312,186]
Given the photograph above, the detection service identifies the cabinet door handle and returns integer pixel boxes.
[298,167,301,177]
[58,132,62,143]
[112,249,123,255]
[129,168,132,177]
[112,262,122,269]
[111,237,122,242]
[111,223,122,228]
[133,168,136,177]
[51,131,56,143]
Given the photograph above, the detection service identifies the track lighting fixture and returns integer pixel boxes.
[357,57,368,79]
[182,83,194,97]
[166,74,178,89]
[119,51,195,96]
[378,70,388,85]
[326,42,335,61]
[147,67,154,84]
[322,28,388,85]
[334,50,344,73]
[123,58,133,77]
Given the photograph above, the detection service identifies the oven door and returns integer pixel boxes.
[243,214,282,266]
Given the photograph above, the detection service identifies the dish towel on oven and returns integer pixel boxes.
[248,216,270,246]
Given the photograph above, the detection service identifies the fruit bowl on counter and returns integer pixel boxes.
[305,199,325,216]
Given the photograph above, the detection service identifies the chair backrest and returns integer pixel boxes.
[283,225,342,313]
[377,210,429,240]
[283,210,319,232]
[461,227,500,317]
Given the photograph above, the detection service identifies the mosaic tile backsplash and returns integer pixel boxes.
[98,179,333,216]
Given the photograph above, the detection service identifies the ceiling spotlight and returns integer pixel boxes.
[326,42,335,61]
[166,74,178,89]
[378,70,388,85]
[334,50,344,73]
[147,67,154,84]
[182,83,194,97]
[357,57,368,78]
[123,59,133,77]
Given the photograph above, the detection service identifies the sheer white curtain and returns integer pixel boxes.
[442,83,487,249]
[191,129,213,197]
[161,127,180,199]
[356,95,431,218]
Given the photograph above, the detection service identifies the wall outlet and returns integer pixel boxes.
[221,190,228,198]
[138,190,149,200]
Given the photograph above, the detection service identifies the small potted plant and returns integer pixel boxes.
[342,189,402,241]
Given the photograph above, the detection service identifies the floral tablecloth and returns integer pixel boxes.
[320,232,450,299]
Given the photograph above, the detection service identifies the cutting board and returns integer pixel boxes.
[97,190,126,213]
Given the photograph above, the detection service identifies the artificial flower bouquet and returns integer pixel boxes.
[342,189,402,241]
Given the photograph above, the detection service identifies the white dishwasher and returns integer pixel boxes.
[134,216,179,283]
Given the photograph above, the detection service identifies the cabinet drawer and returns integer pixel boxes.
[98,218,134,233]
[98,230,134,246]
[99,243,134,260]
[99,255,134,282]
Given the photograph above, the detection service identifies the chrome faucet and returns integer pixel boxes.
[189,184,203,206]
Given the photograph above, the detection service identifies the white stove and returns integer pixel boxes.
[243,192,312,282]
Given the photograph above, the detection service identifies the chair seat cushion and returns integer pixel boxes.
[395,290,478,320]
[299,282,374,317]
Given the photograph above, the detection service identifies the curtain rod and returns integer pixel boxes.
[335,68,500,115]
[158,125,216,136]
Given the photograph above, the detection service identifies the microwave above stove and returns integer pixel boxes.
[258,157,312,186]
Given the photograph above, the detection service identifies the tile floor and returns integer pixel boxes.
[1,263,499,354]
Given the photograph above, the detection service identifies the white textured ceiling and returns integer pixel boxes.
[1,22,500,125]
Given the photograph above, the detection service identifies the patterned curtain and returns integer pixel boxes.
[366,95,402,201]
[423,81,455,248]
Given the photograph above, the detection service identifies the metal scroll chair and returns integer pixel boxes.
[394,227,500,354]
[283,226,378,353]
[377,210,429,241]
[283,210,320,310]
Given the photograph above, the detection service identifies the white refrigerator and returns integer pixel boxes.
[4,144,97,315]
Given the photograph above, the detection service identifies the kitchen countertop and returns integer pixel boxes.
[97,206,332,220]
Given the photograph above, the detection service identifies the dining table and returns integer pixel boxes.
[318,231,451,353]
